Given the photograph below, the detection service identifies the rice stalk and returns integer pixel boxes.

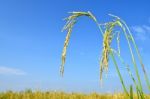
[112,49,137,86]
[99,20,145,98]
[130,85,133,99]
[60,12,149,98]
[61,11,103,76]
[110,50,129,96]
[107,14,147,98]
[99,21,129,96]
[136,88,140,99]
[112,49,145,99]
[117,32,120,55]
[121,20,150,91]
[109,14,150,90]
[119,21,143,91]
[108,14,143,89]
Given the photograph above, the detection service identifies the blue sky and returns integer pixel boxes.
[0,0,150,93]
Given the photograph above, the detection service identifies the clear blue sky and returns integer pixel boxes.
[0,0,150,93]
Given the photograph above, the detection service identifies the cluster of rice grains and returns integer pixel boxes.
[60,11,101,76]
[60,11,150,98]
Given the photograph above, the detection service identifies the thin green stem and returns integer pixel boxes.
[112,49,144,98]
[112,49,138,87]
[121,20,150,91]
[108,13,150,91]
[88,11,104,37]
[130,85,133,99]
[110,51,129,96]
[118,23,143,92]
[108,14,146,96]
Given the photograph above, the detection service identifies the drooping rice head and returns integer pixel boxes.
[62,11,98,32]
[100,29,112,80]
[60,20,76,76]
[100,22,117,81]
[100,32,111,80]
[61,11,99,76]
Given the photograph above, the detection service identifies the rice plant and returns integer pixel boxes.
[60,11,103,76]
[60,11,150,98]
[107,15,150,98]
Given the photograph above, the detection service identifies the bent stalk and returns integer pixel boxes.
[61,11,103,76]
[121,20,150,91]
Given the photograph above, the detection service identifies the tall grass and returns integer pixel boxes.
[60,11,150,99]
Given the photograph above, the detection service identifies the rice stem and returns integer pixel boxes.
[110,50,129,96]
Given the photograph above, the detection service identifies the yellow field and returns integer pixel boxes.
[0,91,150,99]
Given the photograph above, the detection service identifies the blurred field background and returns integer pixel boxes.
[0,90,150,99]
